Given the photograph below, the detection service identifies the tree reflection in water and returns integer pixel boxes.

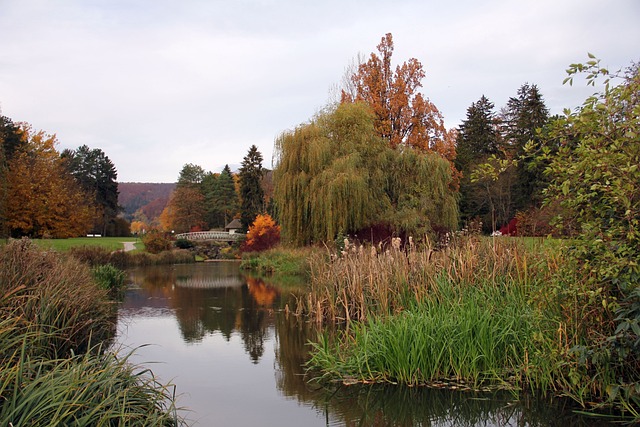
[124,263,285,364]
[122,263,613,427]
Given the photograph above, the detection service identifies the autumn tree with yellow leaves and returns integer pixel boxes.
[4,125,94,238]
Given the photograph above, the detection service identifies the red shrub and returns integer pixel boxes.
[499,218,518,236]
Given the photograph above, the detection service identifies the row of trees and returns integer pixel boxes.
[156,145,269,235]
[0,115,121,238]
[455,84,550,232]
[272,33,636,249]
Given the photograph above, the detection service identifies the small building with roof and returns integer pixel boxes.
[225,218,242,234]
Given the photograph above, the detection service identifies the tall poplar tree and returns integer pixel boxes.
[239,146,265,231]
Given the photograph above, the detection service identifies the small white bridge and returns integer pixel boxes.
[174,230,243,242]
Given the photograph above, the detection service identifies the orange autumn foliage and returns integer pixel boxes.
[130,220,147,235]
[242,214,280,252]
[246,276,279,307]
[341,33,460,188]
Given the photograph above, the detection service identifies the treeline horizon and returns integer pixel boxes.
[2,33,636,245]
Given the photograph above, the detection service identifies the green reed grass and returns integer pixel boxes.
[302,235,638,418]
[309,272,558,391]
[0,240,184,425]
[0,318,182,426]
[92,263,127,299]
[240,246,314,277]
[302,236,566,391]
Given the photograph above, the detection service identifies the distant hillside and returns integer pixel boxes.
[118,182,175,221]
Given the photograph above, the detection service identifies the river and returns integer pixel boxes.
[115,262,610,426]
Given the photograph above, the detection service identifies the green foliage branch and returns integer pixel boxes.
[543,56,640,412]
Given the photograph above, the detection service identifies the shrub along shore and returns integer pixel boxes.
[0,239,184,425]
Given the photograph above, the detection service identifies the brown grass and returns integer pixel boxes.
[0,239,114,358]
[300,235,552,325]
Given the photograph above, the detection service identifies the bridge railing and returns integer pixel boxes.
[175,276,244,289]
[174,230,243,241]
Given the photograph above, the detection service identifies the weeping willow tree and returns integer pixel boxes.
[385,149,459,238]
[274,102,458,245]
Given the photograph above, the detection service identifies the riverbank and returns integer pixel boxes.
[245,236,637,421]
[0,239,183,425]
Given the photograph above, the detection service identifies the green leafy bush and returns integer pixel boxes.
[543,57,640,414]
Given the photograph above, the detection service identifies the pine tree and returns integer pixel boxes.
[216,165,239,227]
[61,145,120,236]
[502,84,549,209]
[203,165,239,228]
[455,96,502,227]
[239,146,265,232]
[455,96,501,173]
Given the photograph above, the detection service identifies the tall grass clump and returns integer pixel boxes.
[0,239,114,358]
[0,239,184,425]
[0,317,182,426]
[304,234,640,417]
[240,246,315,277]
[303,235,564,392]
[92,263,127,298]
[301,235,545,323]
[309,273,557,391]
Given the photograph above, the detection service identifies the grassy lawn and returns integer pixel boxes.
[33,237,141,252]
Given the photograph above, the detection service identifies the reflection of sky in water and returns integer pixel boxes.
[116,314,326,426]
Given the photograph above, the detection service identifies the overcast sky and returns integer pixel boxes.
[1,0,638,182]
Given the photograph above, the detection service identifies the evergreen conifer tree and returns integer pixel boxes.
[455,96,502,227]
[502,84,549,209]
[62,145,120,236]
[239,146,265,231]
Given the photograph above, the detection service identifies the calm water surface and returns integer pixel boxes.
[116,262,610,427]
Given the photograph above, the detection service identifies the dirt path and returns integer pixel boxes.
[122,241,137,252]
